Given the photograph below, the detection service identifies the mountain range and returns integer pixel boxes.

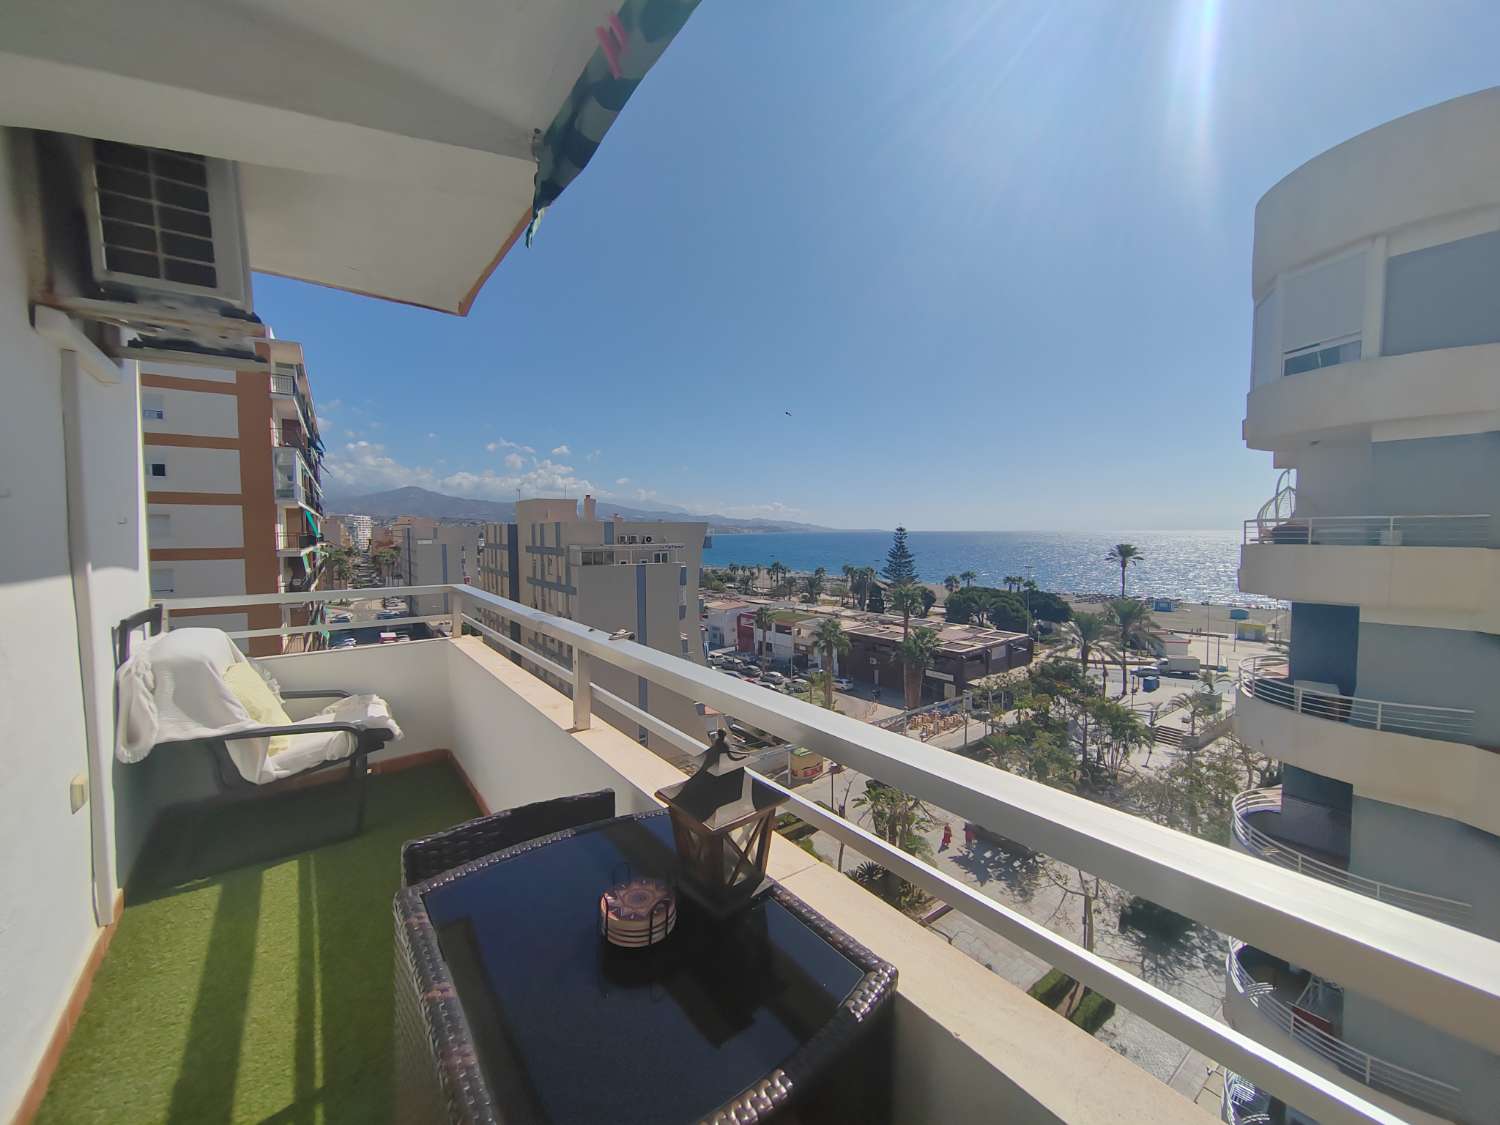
[325,486,837,533]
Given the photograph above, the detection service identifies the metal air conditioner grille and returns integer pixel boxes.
[92,141,218,289]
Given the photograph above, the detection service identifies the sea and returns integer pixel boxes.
[703,529,1269,606]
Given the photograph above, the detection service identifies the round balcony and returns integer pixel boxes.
[1224,943,1462,1121]
[1231,788,1471,926]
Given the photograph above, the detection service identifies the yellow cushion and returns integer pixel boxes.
[222,661,293,756]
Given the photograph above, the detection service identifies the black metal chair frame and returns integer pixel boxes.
[114,606,392,835]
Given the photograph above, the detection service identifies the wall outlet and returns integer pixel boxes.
[70,773,89,813]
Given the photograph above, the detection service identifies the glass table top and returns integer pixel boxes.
[422,813,864,1124]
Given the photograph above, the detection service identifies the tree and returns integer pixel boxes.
[326,545,355,590]
[899,626,940,709]
[864,582,885,614]
[812,617,849,707]
[853,780,936,907]
[842,564,859,607]
[882,526,918,586]
[768,561,788,596]
[1027,590,1073,625]
[753,606,775,670]
[1002,575,1022,592]
[802,566,827,603]
[888,583,924,640]
[1106,543,1143,597]
[961,569,977,588]
[1064,612,1113,692]
[373,545,400,584]
[943,574,961,594]
[1107,598,1159,698]
[919,587,937,617]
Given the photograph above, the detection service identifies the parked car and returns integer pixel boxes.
[376,609,405,620]
[327,612,352,624]
[332,636,357,650]
[789,677,811,693]
[741,666,762,680]
[761,671,786,686]
[832,676,854,691]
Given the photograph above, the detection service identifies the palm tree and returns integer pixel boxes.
[769,561,788,596]
[327,545,355,590]
[1002,574,1021,592]
[1107,597,1159,699]
[888,584,924,641]
[753,606,775,670]
[727,562,740,590]
[858,566,877,610]
[812,617,849,707]
[1064,611,1112,690]
[961,570,977,588]
[1106,542,1143,597]
[373,545,400,584]
[943,574,960,594]
[841,563,858,606]
[899,627,940,709]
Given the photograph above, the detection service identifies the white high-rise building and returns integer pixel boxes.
[344,514,373,552]
[1227,87,1500,1125]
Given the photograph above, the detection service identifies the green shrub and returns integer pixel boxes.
[1027,968,1076,1009]
[1069,989,1116,1034]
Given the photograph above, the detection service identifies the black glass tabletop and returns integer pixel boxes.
[422,813,866,1125]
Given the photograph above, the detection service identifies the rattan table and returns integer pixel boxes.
[393,810,896,1124]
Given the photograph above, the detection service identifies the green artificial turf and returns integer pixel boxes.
[37,763,477,1125]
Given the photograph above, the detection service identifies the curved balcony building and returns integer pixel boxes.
[1228,87,1500,1124]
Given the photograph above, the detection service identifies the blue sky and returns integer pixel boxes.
[254,0,1500,531]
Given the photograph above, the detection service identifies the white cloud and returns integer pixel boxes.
[552,444,571,455]
[504,452,526,470]
[615,477,630,485]
[586,449,602,462]
[322,443,598,501]
[485,437,535,454]
[319,398,342,414]
[426,431,438,439]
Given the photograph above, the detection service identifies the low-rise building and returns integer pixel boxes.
[843,618,1032,701]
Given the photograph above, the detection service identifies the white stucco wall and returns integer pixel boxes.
[0,130,148,1121]
[147,503,245,549]
[141,384,239,438]
[151,558,247,598]
[142,444,241,494]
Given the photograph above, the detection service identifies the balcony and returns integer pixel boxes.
[1244,342,1500,451]
[1231,788,1472,926]
[1240,514,1499,627]
[1235,656,1500,835]
[28,584,1500,1125]
[1224,943,1462,1121]
[275,529,320,556]
[273,446,322,514]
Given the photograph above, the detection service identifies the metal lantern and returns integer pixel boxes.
[655,730,787,917]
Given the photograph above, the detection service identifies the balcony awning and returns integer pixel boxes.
[528,0,701,243]
[0,0,704,314]
[304,510,320,537]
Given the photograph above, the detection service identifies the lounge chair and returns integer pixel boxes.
[114,606,402,835]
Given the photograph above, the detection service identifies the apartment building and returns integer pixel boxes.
[141,336,326,655]
[321,514,352,550]
[1228,88,1500,1124]
[479,495,710,758]
[401,522,480,618]
[344,513,373,551]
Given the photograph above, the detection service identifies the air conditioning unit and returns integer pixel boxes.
[81,139,252,312]
[644,535,653,543]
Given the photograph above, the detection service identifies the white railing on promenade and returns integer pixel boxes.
[147,583,1500,1125]
[1227,943,1463,1119]
[1243,513,1490,547]
[1231,789,1472,926]
[1237,656,1474,744]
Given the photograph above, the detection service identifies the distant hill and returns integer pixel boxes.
[325,486,838,533]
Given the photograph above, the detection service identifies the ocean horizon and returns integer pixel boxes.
[703,529,1269,606]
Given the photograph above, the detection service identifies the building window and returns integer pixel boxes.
[149,462,167,478]
[150,567,175,596]
[141,392,165,421]
[1282,336,1361,377]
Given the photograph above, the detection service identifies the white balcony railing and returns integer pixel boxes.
[1231,788,1472,926]
[1221,1070,1272,1124]
[1243,513,1490,547]
[1238,656,1475,744]
[145,583,1500,1125]
[1226,943,1463,1119]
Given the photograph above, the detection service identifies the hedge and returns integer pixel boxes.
[1027,969,1116,1034]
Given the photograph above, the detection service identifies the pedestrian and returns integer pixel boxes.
[963,824,975,849]
[940,823,953,852]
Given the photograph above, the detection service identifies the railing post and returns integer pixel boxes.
[572,649,593,731]
[448,588,464,639]
[1293,685,1303,714]
[1375,700,1383,731]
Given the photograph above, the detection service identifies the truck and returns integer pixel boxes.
[1156,653,1201,678]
